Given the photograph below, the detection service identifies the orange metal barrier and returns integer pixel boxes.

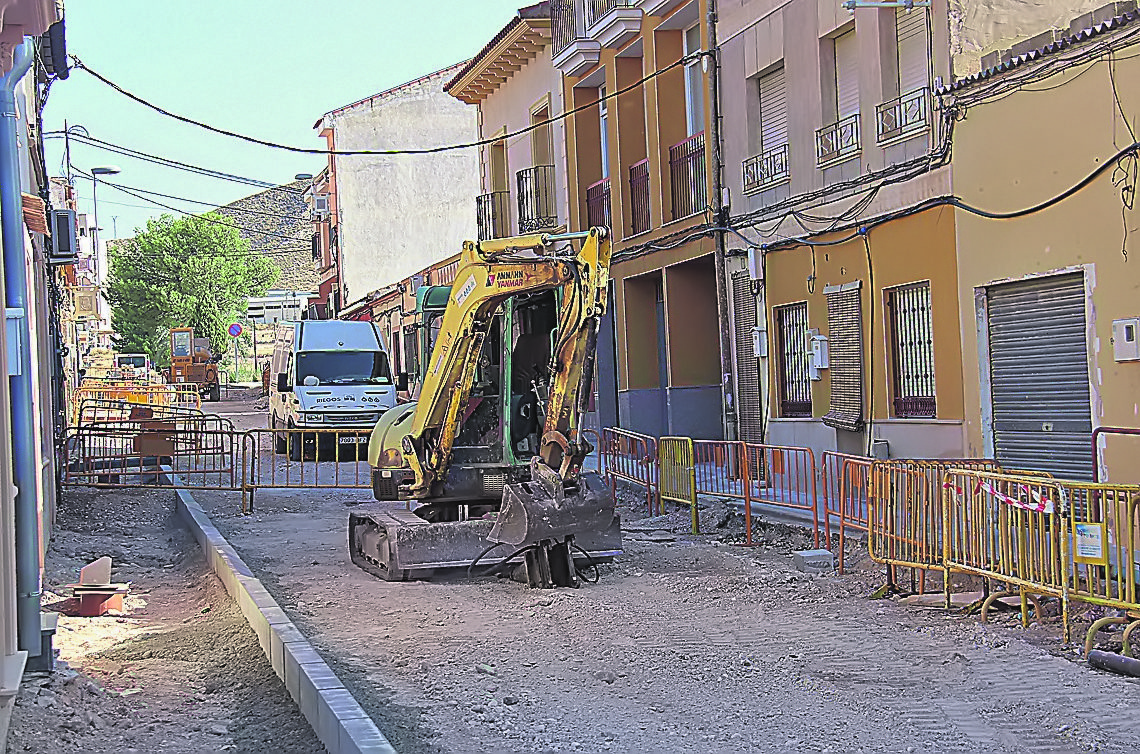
[824,454,872,574]
[599,427,658,514]
[942,469,1069,640]
[71,383,200,423]
[740,443,820,547]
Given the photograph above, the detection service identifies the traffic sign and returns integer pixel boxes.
[228,322,244,338]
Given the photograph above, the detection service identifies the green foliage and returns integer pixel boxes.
[106,213,277,366]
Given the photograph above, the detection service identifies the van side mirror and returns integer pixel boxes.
[396,372,409,393]
[276,373,291,393]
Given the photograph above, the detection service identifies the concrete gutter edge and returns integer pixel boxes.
[167,479,397,754]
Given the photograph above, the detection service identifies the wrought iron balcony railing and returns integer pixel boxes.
[668,131,707,221]
[585,177,611,230]
[629,159,650,235]
[552,0,583,54]
[516,165,558,233]
[476,191,510,241]
[815,113,860,165]
[876,87,929,143]
[586,0,631,26]
[742,143,790,194]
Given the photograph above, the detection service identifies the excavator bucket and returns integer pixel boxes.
[348,469,622,585]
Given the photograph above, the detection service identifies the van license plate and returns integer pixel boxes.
[339,436,367,445]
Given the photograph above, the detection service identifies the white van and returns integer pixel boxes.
[268,320,399,459]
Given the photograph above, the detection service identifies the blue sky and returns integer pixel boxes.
[44,0,523,239]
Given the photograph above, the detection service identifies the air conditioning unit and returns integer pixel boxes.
[48,209,78,266]
[312,195,330,219]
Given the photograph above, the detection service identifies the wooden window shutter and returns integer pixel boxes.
[823,282,864,432]
[834,30,859,120]
[759,67,787,153]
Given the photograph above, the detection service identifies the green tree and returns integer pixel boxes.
[106,213,277,365]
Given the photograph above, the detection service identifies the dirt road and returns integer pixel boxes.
[4,487,322,754]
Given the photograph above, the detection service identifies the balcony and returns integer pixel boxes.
[815,113,860,166]
[311,232,321,263]
[517,165,558,233]
[552,0,601,76]
[742,143,789,194]
[876,87,929,143]
[629,159,650,235]
[476,191,510,240]
[585,0,641,50]
[586,177,612,230]
[632,0,687,15]
[668,131,707,221]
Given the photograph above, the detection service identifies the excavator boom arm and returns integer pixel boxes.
[404,228,611,498]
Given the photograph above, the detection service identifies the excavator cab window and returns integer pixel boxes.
[454,313,503,448]
[509,291,558,456]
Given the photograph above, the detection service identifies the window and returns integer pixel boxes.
[776,302,811,417]
[886,281,935,418]
[743,66,789,193]
[822,282,864,432]
[895,8,930,98]
[683,24,704,138]
[817,28,859,164]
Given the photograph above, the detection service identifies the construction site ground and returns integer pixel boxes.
[4,484,322,754]
[172,390,1140,753]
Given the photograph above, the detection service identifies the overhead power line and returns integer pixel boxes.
[69,51,700,156]
[45,130,296,190]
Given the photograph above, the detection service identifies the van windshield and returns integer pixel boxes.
[296,351,392,385]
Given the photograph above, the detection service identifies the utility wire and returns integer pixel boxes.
[84,178,310,222]
[46,131,286,189]
[70,52,700,156]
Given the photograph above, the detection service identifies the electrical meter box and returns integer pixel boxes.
[1113,318,1140,362]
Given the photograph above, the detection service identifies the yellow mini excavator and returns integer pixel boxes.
[349,227,621,587]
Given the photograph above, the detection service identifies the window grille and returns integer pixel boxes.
[776,302,811,417]
[886,281,936,418]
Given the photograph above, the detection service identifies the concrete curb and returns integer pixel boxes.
[168,479,396,754]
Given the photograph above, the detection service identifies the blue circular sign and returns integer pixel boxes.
[228,322,244,338]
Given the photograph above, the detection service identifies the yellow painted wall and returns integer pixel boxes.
[764,207,963,421]
[953,50,1140,478]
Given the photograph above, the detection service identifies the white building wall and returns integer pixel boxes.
[327,65,479,304]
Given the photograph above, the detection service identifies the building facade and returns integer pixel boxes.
[311,64,479,318]
[719,0,964,461]
[556,0,725,440]
[945,3,1140,480]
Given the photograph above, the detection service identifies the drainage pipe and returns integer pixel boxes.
[1,38,42,657]
[1088,649,1140,678]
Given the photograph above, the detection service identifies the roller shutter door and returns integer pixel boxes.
[987,273,1092,480]
[732,271,763,442]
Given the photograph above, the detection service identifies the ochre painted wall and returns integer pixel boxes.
[764,207,964,422]
[953,51,1140,479]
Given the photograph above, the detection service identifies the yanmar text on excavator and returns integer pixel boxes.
[349,227,621,588]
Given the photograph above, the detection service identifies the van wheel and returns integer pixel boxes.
[272,417,287,454]
[288,424,303,462]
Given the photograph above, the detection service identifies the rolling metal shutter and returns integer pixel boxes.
[823,282,864,432]
[835,30,860,119]
[732,271,763,442]
[896,8,929,96]
[987,273,1092,480]
[759,67,787,152]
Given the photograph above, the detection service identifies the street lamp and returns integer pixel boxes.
[89,165,120,342]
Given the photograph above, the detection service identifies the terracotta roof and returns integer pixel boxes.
[21,192,47,235]
[939,8,1140,94]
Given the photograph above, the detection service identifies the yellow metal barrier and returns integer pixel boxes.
[658,436,698,534]
[1060,481,1140,611]
[942,469,1070,641]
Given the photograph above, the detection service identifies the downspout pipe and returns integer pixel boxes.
[1,38,42,657]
